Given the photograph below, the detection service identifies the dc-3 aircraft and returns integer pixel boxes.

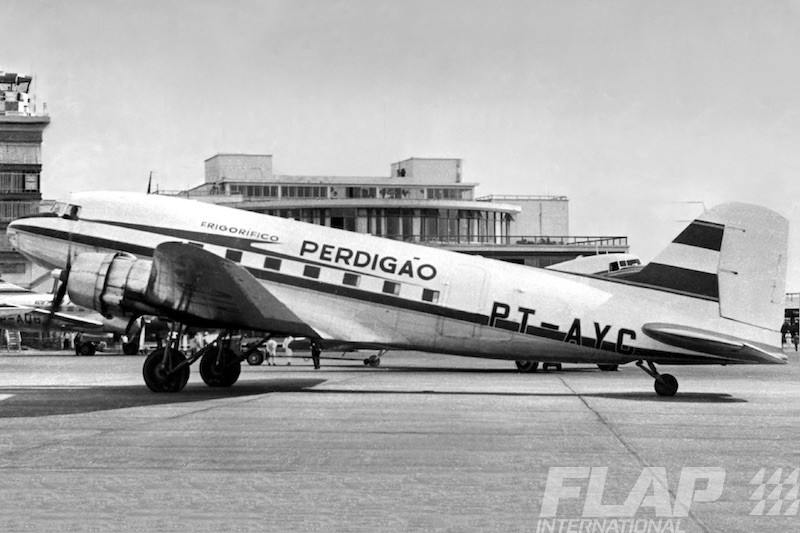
[6,192,789,396]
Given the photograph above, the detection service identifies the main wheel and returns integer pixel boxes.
[79,342,96,356]
[122,340,139,355]
[654,374,679,397]
[363,354,381,367]
[247,351,265,366]
[597,364,619,372]
[200,348,241,387]
[515,360,539,373]
[143,348,190,393]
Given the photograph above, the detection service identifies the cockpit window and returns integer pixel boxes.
[51,202,81,220]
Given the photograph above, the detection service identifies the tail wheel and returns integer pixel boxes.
[654,374,679,397]
[200,348,241,387]
[363,354,381,367]
[143,348,190,393]
[515,361,539,373]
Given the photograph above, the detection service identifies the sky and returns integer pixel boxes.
[5,0,800,290]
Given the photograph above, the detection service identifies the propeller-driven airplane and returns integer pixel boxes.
[6,192,789,396]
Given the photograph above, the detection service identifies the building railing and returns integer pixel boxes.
[476,195,568,202]
[377,234,628,246]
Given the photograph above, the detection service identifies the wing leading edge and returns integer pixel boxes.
[146,242,317,336]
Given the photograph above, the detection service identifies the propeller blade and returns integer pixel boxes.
[43,254,71,332]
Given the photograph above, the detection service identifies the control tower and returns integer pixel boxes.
[0,71,49,286]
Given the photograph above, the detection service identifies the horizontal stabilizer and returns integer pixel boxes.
[642,323,787,364]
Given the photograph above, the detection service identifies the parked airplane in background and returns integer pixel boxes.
[6,193,789,396]
[0,278,142,355]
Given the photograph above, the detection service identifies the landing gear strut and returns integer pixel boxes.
[142,329,274,393]
[636,360,679,397]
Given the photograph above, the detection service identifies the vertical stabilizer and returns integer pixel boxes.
[627,203,788,331]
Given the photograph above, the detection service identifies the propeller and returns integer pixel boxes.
[43,254,71,332]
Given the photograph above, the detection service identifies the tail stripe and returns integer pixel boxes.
[624,220,723,299]
[652,243,720,275]
[627,264,719,299]
[672,221,724,251]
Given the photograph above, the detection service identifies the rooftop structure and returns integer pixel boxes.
[158,154,628,267]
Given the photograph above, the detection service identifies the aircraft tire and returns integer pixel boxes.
[79,342,96,356]
[200,348,241,387]
[364,355,381,367]
[247,351,265,366]
[597,364,619,372]
[654,374,679,397]
[515,361,539,373]
[142,348,189,393]
[122,340,139,355]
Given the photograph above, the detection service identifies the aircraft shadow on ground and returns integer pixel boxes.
[378,366,599,374]
[304,388,747,403]
[0,378,326,418]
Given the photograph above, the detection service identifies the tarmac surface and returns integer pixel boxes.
[0,347,798,532]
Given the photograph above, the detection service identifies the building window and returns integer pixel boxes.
[225,250,243,262]
[304,265,321,279]
[382,281,400,295]
[342,273,360,287]
[422,289,440,303]
[263,257,282,270]
[0,201,36,221]
[281,186,328,199]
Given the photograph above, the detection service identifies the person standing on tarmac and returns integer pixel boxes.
[311,339,321,369]
[265,338,278,365]
[282,336,294,365]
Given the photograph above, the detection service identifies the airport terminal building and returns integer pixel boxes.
[160,154,629,267]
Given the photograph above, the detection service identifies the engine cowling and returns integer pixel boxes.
[68,252,159,319]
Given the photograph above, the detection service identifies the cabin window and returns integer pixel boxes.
[422,289,440,303]
[263,257,282,270]
[304,265,321,279]
[225,250,242,263]
[382,281,400,295]
[343,273,360,287]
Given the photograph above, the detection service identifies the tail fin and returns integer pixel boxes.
[627,203,788,330]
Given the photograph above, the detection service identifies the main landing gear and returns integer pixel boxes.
[636,360,679,397]
[142,327,272,393]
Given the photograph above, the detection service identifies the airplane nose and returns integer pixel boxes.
[6,220,19,248]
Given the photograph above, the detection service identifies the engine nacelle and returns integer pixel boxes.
[68,252,159,319]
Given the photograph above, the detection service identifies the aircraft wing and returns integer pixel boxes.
[145,242,318,336]
[0,304,105,331]
[642,323,787,364]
